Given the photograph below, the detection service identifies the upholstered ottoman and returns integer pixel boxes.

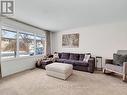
[45,62,73,80]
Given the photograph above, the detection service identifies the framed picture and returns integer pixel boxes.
[62,33,79,48]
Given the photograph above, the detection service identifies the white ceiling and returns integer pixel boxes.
[8,0,127,31]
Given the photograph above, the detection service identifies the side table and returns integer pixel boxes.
[95,56,102,70]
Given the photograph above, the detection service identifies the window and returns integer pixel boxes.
[19,32,34,56]
[1,29,17,59]
[36,35,46,55]
[1,25,46,59]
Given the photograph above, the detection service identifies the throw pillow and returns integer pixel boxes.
[53,53,59,59]
[79,54,85,61]
[83,54,90,63]
[113,53,127,66]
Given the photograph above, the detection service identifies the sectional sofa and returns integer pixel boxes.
[56,53,95,73]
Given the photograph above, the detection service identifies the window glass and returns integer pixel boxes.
[36,35,46,55]
[1,29,17,59]
[19,32,34,56]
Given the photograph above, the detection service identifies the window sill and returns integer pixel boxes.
[1,55,44,62]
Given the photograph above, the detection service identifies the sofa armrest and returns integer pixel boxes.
[105,59,113,64]
[123,62,127,74]
[88,57,95,73]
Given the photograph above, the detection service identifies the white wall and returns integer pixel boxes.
[52,21,127,61]
[1,56,42,77]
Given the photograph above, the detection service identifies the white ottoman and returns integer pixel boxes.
[45,62,73,80]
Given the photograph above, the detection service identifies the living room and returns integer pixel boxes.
[0,0,127,95]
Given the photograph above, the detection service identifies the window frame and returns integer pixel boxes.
[1,29,17,59]
[18,31,35,57]
[35,34,46,55]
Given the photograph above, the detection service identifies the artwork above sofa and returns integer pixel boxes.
[62,33,79,48]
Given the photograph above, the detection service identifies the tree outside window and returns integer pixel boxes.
[19,32,34,56]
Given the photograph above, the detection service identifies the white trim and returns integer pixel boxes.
[34,34,36,56]
[1,54,44,63]
[16,30,19,57]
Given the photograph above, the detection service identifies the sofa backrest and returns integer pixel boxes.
[58,52,91,61]
[60,53,70,59]
[117,50,127,55]
[69,53,79,60]
[58,53,62,58]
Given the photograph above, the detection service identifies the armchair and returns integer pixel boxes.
[103,50,127,81]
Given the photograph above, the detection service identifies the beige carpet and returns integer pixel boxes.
[0,69,127,95]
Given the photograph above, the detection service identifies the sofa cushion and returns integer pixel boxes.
[56,59,66,63]
[113,53,127,66]
[64,60,75,65]
[105,63,123,73]
[69,53,79,60]
[61,53,70,59]
[74,61,89,67]
[58,53,62,58]
[79,54,85,61]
